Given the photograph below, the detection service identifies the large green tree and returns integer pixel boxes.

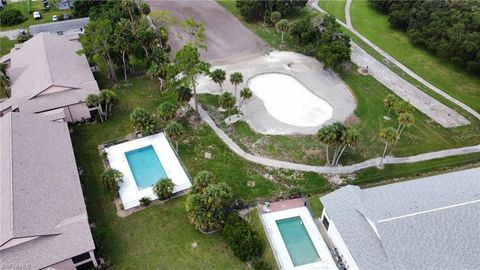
[174,43,211,113]
[79,19,117,81]
[186,182,232,231]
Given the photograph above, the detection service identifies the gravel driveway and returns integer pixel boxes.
[145,0,269,64]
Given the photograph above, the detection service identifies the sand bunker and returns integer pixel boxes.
[248,73,333,127]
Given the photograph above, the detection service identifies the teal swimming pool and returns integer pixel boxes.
[125,145,168,189]
[276,216,321,266]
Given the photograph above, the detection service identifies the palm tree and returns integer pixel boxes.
[130,107,156,135]
[165,121,184,151]
[384,94,397,117]
[176,86,193,105]
[0,72,11,98]
[317,125,337,165]
[153,178,175,200]
[270,11,281,26]
[390,112,415,153]
[394,100,414,115]
[276,19,289,44]
[396,112,415,137]
[239,87,252,110]
[219,92,236,116]
[209,69,226,93]
[229,72,243,99]
[85,94,104,122]
[100,168,123,191]
[333,126,361,165]
[379,127,397,168]
[193,170,216,193]
[99,89,118,120]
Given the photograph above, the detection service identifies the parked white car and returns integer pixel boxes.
[52,15,58,22]
[33,11,41,20]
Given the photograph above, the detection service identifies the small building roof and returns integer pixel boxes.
[0,32,99,114]
[29,17,89,35]
[0,112,95,269]
[321,168,480,270]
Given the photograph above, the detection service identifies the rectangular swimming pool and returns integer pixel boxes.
[276,216,321,266]
[125,145,167,189]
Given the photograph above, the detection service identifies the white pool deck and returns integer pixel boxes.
[105,133,192,209]
[261,207,337,270]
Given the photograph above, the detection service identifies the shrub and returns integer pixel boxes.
[251,258,273,270]
[130,107,156,135]
[0,9,26,26]
[222,213,263,261]
[192,170,216,193]
[139,197,151,207]
[100,168,123,191]
[219,92,235,112]
[157,101,178,122]
[153,178,174,200]
[186,182,232,231]
[287,187,305,199]
[16,31,32,43]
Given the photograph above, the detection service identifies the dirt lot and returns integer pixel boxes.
[145,0,269,63]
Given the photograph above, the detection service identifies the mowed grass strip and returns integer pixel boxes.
[318,0,346,22]
[350,0,480,112]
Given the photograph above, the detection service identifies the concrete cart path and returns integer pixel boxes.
[0,29,23,39]
[194,101,480,174]
[309,0,480,124]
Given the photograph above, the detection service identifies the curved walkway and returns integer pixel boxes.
[310,0,480,122]
[195,103,480,174]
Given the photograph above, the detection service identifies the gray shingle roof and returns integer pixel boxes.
[29,17,89,35]
[0,32,99,113]
[321,168,480,270]
[0,112,95,269]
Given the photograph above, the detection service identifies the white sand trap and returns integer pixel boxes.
[249,73,333,127]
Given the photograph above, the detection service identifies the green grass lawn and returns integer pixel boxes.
[350,0,480,113]
[72,74,331,268]
[0,1,72,31]
[318,0,346,22]
[353,152,480,186]
[0,37,16,56]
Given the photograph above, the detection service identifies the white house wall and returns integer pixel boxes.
[321,210,359,270]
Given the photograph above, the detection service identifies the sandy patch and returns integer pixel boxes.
[249,73,333,127]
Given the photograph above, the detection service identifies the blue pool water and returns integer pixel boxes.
[125,145,168,189]
[276,216,320,266]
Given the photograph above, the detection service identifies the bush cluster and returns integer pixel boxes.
[222,213,263,262]
[235,0,307,21]
[0,9,26,26]
[153,178,175,200]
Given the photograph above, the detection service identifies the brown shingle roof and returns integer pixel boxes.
[0,112,95,269]
[0,32,99,113]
